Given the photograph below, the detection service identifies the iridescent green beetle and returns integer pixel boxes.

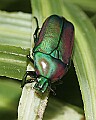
[22,15,74,93]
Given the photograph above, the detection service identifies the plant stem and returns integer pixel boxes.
[18,83,49,120]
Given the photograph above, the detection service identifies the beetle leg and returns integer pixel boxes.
[48,86,56,95]
[21,71,37,88]
[33,17,39,41]
[48,80,56,95]
[27,54,34,64]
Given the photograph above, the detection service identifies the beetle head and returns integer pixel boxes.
[33,76,49,93]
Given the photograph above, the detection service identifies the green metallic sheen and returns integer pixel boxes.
[34,16,63,56]
[34,77,48,93]
[22,15,74,93]
[34,52,57,78]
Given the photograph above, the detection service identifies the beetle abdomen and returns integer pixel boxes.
[33,15,63,54]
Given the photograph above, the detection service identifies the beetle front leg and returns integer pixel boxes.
[27,54,34,64]
[21,71,37,88]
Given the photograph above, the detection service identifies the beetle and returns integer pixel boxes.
[21,15,74,93]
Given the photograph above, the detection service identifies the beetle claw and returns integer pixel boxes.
[48,86,56,95]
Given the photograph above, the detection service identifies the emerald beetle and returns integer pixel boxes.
[22,15,74,93]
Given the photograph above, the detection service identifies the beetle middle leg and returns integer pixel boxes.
[21,54,35,87]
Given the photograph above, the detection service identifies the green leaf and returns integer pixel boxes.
[91,14,96,27]
[44,97,84,120]
[64,0,96,12]
[0,11,32,48]
[0,77,21,120]
[0,11,31,80]
[0,44,29,79]
[31,0,96,120]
